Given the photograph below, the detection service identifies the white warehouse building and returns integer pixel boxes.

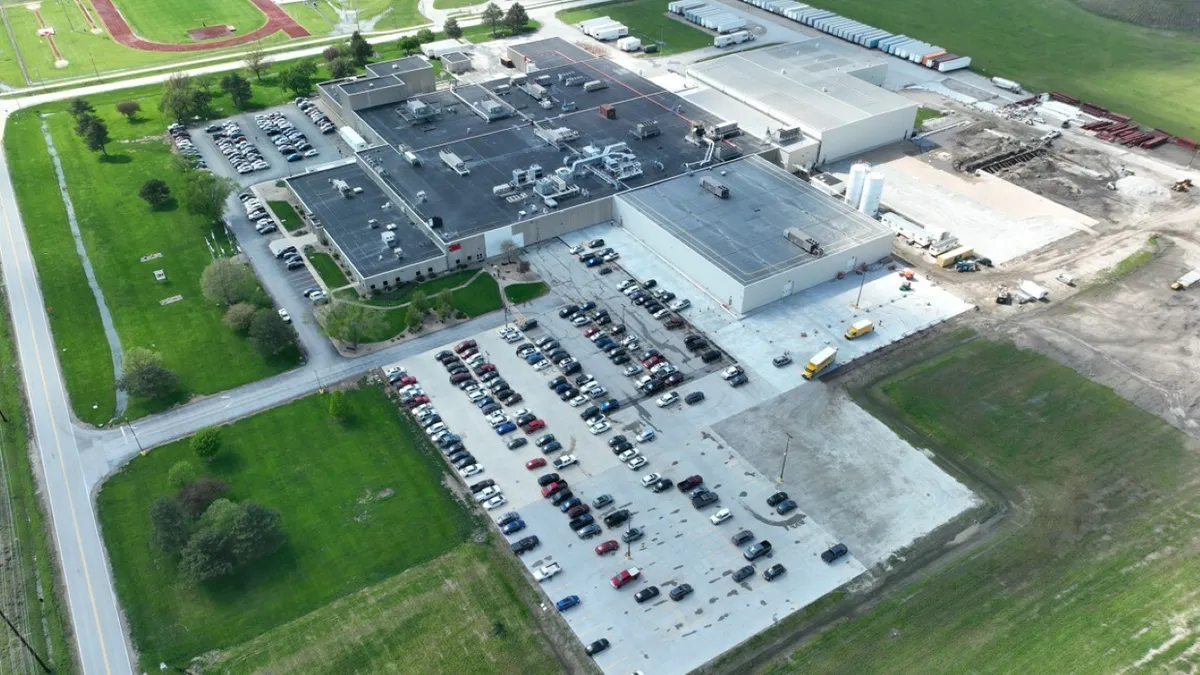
[688,40,918,165]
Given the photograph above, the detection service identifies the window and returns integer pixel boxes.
[428,267,433,272]
[455,258,460,265]
[382,279,389,286]
[370,284,376,289]
[395,277,401,283]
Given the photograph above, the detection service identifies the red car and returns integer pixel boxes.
[583,326,602,337]
[475,363,496,375]
[595,540,619,556]
[405,394,429,407]
[461,347,479,359]
[610,567,641,588]
[454,339,477,354]
[643,355,664,368]
[398,375,417,386]
[523,419,547,433]
[525,457,547,470]
[541,481,567,498]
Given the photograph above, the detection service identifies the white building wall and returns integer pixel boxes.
[740,234,893,312]
[613,196,747,313]
[816,104,917,164]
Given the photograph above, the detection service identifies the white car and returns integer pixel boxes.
[468,389,486,402]
[710,508,732,525]
[486,412,509,427]
[618,448,640,462]
[425,422,447,436]
[474,486,500,502]
[413,404,435,417]
[622,335,639,347]
[484,494,508,510]
[618,279,637,290]
[588,386,608,399]
[462,381,480,392]
[576,373,595,385]
[670,299,691,311]
[571,315,591,327]
[652,309,670,319]
[569,245,584,255]
[459,464,484,478]
[498,325,517,337]
[504,332,523,343]
[513,408,531,417]
[568,395,588,407]
[589,421,611,435]
[627,456,648,470]
[650,362,673,375]
[722,365,744,380]
[385,365,405,378]
[466,353,488,367]
[640,472,662,487]
[582,380,602,393]
[553,454,578,469]
[623,365,642,376]
[277,308,291,323]
[656,392,680,408]
[637,428,656,443]
[533,360,551,371]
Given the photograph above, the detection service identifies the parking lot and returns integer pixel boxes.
[387,325,866,674]
[186,102,351,188]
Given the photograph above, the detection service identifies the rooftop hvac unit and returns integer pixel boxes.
[775,126,801,142]
[381,231,397,247]
[700,176,729,198]
[440,150,469,176]
[785,228,823,256]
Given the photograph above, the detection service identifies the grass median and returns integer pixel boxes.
[97,385,475,670]
[267,200,305,233]
[775,340,1200,673]
[307,251,349,289]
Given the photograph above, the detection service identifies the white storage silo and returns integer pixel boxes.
[858,172,885,217]
[843,162,869,206]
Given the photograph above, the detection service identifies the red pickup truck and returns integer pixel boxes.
[610,567,641,589]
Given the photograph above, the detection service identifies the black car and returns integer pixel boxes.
[558,305,580,318]
[641,379,665,395]
[562,361,582,375]
[665,371,685,386]
[744,540,772,561]
[611,441,633,455]
[609,324,626,336]
[729,373,749,387]
[447,449,471,464]
[634,586,660,604]
[548,376,567,390]
[501,392,523,406]
[469,479,496,493]
[588,239,605,248]
[701,349,723,363]
[515,412,536,426]
[537,472,561,487]
[652,478,673,492]
[596,314,613,326]
[550,489,575,506]
[732,565,755,582]
[541,340,561,352]
[492,387,514,401]
[511,536,540,554]
[692,491,719,509]
[451,455,476,469]
[643,279,657,289]
[776,499,799,515]
[542,440,563,454]
[536,433,557,447]
[558,387,579,401]
[518,318,538,330]
[586,638,610,656]
[685,391,706,405]
[669,583,693,601]
[480,371,501,383]
[766,491,789,507]
[506,437,528,450]
[686,339,709,352]
[575,373,595,386]
[435,350,454,362]
[568,514,595,530]
[645,302,663,313]
[822,543,849,563]
[580,406,601,420]
[480,403,502,415]
[678,475,703,492]
[763,564,786,581]
[731,529,755,546]
[447,365,469,376]
[441,442,464,456]
[604,509,631,527]
[607,435,627,447]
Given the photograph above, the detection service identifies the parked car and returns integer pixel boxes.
[821,543,850,563]
[556,595,581,612]
[595,539,620,555]
[634,586,660,604]
[592,494,614,509]
[511,536,539,554]
[526,457,547,470]
[776,499,798,515]
[763,564,787,581]
[669,583,694,601]
[586,639,609,656]
[744,540,773,561]
[685,391,706,405]
[767,491,789,507]
[732,565,755,582]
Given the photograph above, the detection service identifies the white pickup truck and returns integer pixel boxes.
[533,562,562,582]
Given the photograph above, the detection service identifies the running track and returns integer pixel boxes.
[89,0,309,52]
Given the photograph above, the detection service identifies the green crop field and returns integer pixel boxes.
[558,0,711,55]
[116,0,269,44]
[799,0,1200,139]
[774,340,1200,674]
[206,543,562,674]
[97,386,476,670]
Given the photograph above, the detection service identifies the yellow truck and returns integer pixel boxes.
[844,319,874,340]
[802,347,837,380]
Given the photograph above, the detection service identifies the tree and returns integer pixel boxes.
[328,390,350,421]
[406,303,423,331]
[435,288,453,321]
[201,258,259,307]
[415,28,435,44]
[167,460,197,489]
[118,347,178,400]
[329,57,356,80]
[318,303,386,348]
[397,35,421,56]
[159,73,211,122]
[279,60,317,96]
[200,498,241,533]
[410,289,428,312]
[482,2,504,36]
[138,179,172,209]
[230,501,284,564]
[181,171,236,223]
[504,3,529,36]
[223,302,258,333]
[149,497,190,554]
[191,427,222,461]
[443,16,463,39]
[178,478,228,517]
[245,42,272,82]
[321,44,341,62]
[180,527,235,583]
[348,30,373,66]
[68,97,94,119]
[220,72,253,109]
[248,309,295,357]
[115,100,141,122]
[82,117,111,156]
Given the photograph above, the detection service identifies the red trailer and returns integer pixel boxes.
[1050,91,1080,105]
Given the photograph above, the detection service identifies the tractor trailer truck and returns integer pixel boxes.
[801,347,837,380]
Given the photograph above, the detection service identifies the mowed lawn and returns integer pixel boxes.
[307,251,349,289]
[504,281,548,304]
[778,340,1200,673]
[267,200,304,232]
[558,0,712,55]
[798,0,1200,138]
[116,0,270,44]
[97,386,474,670]
[206,544,562,675]
[366,272,502,342]
[8,109,300,422]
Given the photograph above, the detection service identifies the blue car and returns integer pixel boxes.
[496,421,518,435]
[542,440,563,454]
[600,399,621,413]
[581,300,597,311]
[475,397,494,409]
[553,382,571,394]
[501,518,526,535]
[585,257,603,267]
[525,352,545,364]
[286,153,303,162]
[595,339,614,350]
[556,595,581,612]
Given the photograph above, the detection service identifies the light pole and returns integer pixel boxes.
[127,420,145,455]
[778,432,792,483]
[853,266,868,309]
[624,514,633,559]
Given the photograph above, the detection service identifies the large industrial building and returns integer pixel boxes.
[688,39,918,165]
[287,38,899,313]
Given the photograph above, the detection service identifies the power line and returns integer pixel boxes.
[0,605,52,673]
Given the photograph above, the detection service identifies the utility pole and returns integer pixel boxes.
[853,266,868,308]
[624,514,633,559]
[126,421,144,454]
[0,605,53,673]
[778,432,792,482]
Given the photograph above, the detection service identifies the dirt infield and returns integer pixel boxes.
[187,25,235,41]
[90,0,309,52]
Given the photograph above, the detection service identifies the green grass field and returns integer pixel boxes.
[914,106,943,128]
[97,386,475,670]
[433,0,485,9]
[281,0,338,35]
[0,10,26,87]
[307,251,350,289]
[206,543,562,674]
[116,0,269,44]
[267,199,304,232]
[354,271,502,342]
[557,0,711,55]
[503,281,548,304]
[799,0,1200,139]
[775,340,1200,673]
[362,268,479,306]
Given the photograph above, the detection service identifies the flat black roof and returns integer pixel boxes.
[340,75,404,95]
[619,156,892,284]
[366,56,431,77]
[509,38,596,70]
[288,163,444,279]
